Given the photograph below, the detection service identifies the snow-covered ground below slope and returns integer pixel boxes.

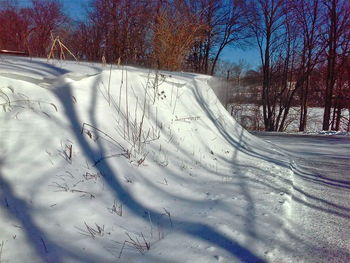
[254,133,350,262]
[0,56,336,263]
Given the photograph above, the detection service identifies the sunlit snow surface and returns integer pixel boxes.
[0,56,348,263]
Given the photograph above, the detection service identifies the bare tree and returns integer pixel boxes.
[186,0,249,75]
[0,1,29,51]
[330,39,350,130]
[72,0,155,65]
[285,0,324,131]
[209,0,249,75]
[322,0,350,130]
[22,0,67,57]
[246,0,286,131]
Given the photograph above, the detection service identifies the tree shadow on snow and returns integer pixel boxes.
[51,68,266,262]
[0,161,107,263]
[192,80,350,259]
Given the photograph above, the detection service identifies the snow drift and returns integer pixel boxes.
[0,57,296,263]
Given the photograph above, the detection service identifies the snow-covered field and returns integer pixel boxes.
[0,56,348,262]
[229,104,350,133]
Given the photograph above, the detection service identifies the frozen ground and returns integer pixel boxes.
[0,56,349,262]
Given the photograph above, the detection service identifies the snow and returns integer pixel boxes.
[254,133,350,262]
[229,104,350,133]
[0,56,348,263]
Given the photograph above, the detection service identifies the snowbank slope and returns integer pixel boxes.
[0,57,294,263]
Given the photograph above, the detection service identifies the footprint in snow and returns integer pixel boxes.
[214,255,224,262]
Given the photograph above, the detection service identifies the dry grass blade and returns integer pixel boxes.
[163,208,173,228]
[82,222,104,239]
[118,232,151,258]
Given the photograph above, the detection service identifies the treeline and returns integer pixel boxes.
[246,0,350,132]
[0,0,67,57]
[0,0,248,73]
[0,0,349,131]
[221,0,350,131]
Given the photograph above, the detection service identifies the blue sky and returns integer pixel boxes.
[222,47,261,69]
[18,0,88,19]
[61,0,89,20]
[19,0,260,69]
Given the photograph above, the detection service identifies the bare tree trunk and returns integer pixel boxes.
[323,0,337,131]
[299,78,309,131]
